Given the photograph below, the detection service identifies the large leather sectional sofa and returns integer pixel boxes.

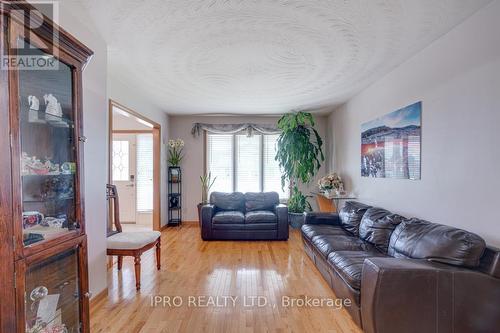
[302,201,500,333]
[201,191,288,240]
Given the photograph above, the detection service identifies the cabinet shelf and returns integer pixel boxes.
[21,109,74,128]
[23,196,74,203]
[22,173,75,177]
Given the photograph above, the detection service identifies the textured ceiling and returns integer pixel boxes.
[77,0,490,114]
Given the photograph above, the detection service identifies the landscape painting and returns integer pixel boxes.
[361,102,421,180]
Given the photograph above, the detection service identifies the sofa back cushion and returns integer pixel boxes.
[359,207,405,253]
[245,192,279,212]
[338,201,372,236]
[210,192,245,212]
[388,218,486,267]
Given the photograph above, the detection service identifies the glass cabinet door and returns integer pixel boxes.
[24,248,81,333]
[17,38,80,247]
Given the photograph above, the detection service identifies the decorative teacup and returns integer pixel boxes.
[23,211,44,229]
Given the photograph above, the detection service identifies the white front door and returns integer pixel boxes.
[112,134,137,223]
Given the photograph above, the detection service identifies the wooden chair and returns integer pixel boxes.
[106,184,161,290]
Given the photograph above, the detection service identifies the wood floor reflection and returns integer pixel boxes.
[90,223,361,333]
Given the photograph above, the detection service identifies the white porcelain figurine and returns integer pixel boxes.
[44,93,62,117]
[28,95,39,111]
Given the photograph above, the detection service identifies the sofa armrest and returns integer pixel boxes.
[275,204,289,240]
[201,204,215,240]
[304,212,341,225]
[361,257,500,333]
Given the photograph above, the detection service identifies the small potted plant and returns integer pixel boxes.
[168,138,184,182]
[287,186,312,228]
[197,172,216,226]
[168,138,184,167]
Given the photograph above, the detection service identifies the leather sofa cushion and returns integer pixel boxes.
[388,218,486,267]
[301,225,349,240]
[245,210,277,224]
[245,222,277,230]
[212,211,245,224]
[328,250,386,290]
[339,201,372,236]
[245,192,279,212]
[359,207,405,253]
[212,223,246,230]
[210,192,245,211]
[312,235,373,259]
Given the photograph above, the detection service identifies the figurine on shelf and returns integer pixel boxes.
[22,153,61,176]
[21,152,31,175]
[29,95,39,110]
[40,216,65,228]
[60,162,75,175]
[28,95,46,124]
[41,176,74,200]
[43,93,62,117]
[25,155,49,175]
[23,211,44,229]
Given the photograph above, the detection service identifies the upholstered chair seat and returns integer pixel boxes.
[107,231,162,250]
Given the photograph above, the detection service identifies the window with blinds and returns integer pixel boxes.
[207,133,288,198]
[263,135,289,198]
[136,133,153,211]
[235,134,261,193]
[207,134,234,193]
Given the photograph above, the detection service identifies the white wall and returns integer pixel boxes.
[54,1,108,297]
[108,76,170,226]
[328,0,500,246]
[169,115,328,221]
[112,112,152,130]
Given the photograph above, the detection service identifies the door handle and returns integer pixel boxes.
[125,184,134,187]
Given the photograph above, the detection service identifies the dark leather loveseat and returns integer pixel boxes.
[201,192,288,240]
[302,201,500,333]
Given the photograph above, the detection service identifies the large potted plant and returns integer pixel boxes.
[276,111,324,228]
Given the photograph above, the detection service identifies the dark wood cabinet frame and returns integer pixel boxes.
[0,2,93,332]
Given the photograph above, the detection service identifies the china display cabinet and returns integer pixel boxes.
[0,2,93,332]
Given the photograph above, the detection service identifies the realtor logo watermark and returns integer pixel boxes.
[0,1,59,70]
[150,295,352,310]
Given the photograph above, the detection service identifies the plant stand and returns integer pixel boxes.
[168,166,182,226]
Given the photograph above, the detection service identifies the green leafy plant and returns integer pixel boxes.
[200,172,216,204]
[276,111,324,213]
[168,138,184,166]
[287,186,312,213]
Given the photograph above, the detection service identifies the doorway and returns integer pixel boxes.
[108,100,161,233]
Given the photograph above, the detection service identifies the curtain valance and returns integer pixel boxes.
[191,123,280,137]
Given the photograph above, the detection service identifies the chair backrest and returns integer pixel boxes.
[106,184,122,233]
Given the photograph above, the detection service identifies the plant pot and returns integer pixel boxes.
[288,212,304,229]
[197,203,203,227]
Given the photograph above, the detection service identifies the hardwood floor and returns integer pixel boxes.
[90,223,361,333]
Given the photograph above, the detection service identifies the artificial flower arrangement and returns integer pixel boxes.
[318,173,345,195]
[168,138,184,166]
